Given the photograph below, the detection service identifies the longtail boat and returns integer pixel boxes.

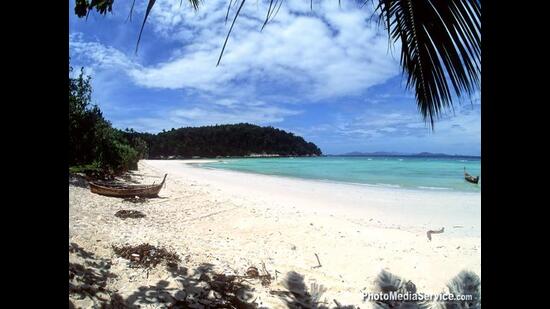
[464,168,479,184]
[90,174,167,198]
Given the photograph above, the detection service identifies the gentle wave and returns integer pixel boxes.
[335,181,402,189]
[417,186,450,190]
[200,156,481,192]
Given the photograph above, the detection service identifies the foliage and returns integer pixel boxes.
[370,269,481,309]
[376,0,480,126]
[69,64,317,176]
[123,123,323,158]
[74,0,114,18]
[69,63,140,176]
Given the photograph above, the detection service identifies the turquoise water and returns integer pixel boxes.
[198,156,481,193]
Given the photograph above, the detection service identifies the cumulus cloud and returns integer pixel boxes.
[69,33,136,71]
[293,92,481,154]
[115,99,302,132]
[68,0,480,155]
[70,0,399,101]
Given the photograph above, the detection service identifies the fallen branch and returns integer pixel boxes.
[312,253,322,268]
[427,227,445,241]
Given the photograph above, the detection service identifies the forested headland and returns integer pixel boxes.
[69,66,321,177]
[122,124,321,159]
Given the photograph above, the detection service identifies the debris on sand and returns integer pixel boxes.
[115,210,146,219]
[312,253,322,269]
[244,263,272,287]
[123,196,149,204]
[112,243,180,268]
[427,227,445,241]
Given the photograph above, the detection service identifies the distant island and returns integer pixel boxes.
[123,123,322,159]
[335,151,480,158]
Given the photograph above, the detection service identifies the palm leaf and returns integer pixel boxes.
[262,0,275,30]
[135,0,157,54]
[443,270,481,308]
[126,0,136,22]
[188,0,200,10]
[373,270,431,309]
[376,0,481,127]
[217,0,247,66]
[261,0,284,31]
[135,0,200,54]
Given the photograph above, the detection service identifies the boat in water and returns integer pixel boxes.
[464,168,479,184]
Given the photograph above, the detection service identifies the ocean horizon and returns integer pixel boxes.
[197,156,481,193]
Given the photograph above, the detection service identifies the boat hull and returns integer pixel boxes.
[464,175,479,184]
[89,174,167,198]
[90,183,163,198]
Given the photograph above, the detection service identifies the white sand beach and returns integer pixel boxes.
[69,159,481,308]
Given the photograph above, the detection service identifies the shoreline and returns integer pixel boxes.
[193,162,482,195]
[70,159,481,308]
[185,157,482,194]
[145,159,481,238]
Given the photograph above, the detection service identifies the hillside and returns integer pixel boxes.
[123,123,322,158]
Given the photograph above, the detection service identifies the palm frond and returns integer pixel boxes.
[135,0,157,54]
[217,0,247,66]
[261,0,284,31]
[373,270,431,309]
[376,0,481,127]
[135,0,201,54]
[261,0,275,30]
[443,270,481,308]
[188,0,201,10]
[225,0,235,24]
[126,0,137,22]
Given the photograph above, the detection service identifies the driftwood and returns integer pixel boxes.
[312,253,322,268]
[427,227,445,241]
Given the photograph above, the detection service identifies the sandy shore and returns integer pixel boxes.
[69,159,481,308]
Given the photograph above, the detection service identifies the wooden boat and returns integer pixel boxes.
[464,168,479,184]
[90,174,167,198]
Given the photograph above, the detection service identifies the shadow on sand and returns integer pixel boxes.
[69,243,479,309]
[369,269,481,309]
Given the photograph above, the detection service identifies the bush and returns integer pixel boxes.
[69,64,139,176]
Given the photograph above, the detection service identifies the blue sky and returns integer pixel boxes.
[69,0,480,156]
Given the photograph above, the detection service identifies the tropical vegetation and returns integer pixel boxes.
[69,63,146,178]
[123,124,322,158]
[69,64,321,177]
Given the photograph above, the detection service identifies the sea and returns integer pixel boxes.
[197,156,481,193]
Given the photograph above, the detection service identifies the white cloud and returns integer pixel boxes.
[70,0,400,101]
[69,1,480,155]
[69,33,136,71]
[115,101,302,132]
[293,96,481,155]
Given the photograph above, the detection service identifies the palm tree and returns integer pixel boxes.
[73,0,480,127]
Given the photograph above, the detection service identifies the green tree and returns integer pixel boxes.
[73,0,480,127]
[69,62,139,177]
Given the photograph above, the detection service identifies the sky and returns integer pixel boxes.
[68,0,481,156]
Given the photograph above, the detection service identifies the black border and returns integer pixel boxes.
[12,0,508,307]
